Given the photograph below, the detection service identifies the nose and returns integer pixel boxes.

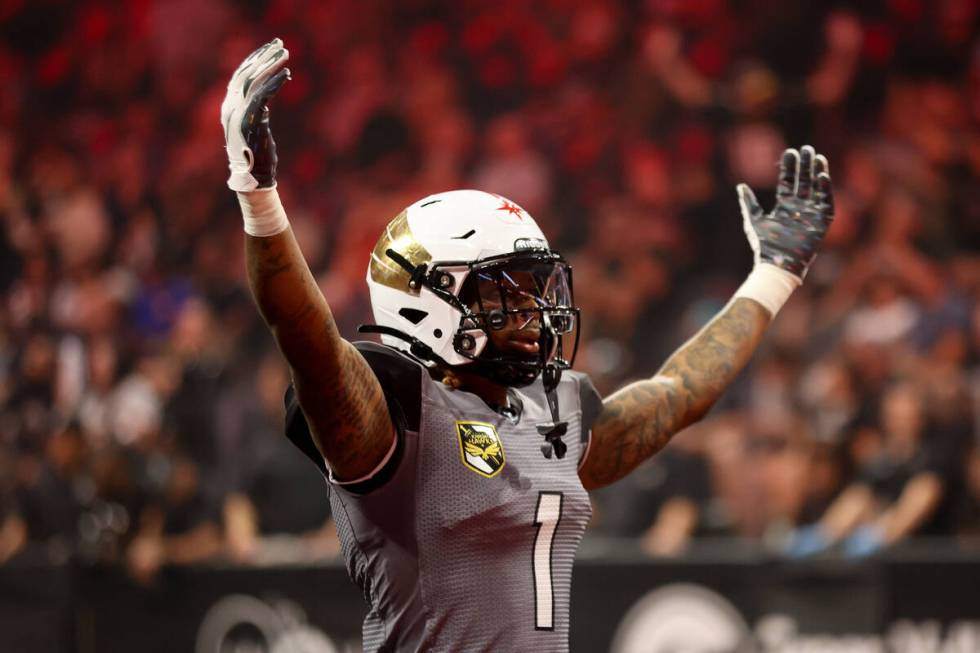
[512,308,540,332]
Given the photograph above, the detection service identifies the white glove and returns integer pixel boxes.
[220,38,290,192]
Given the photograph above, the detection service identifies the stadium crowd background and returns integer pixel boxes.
[0,0,978,581]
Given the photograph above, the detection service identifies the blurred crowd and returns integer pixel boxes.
[1,0,979,579]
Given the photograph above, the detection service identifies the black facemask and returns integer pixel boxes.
[451,251,579,386]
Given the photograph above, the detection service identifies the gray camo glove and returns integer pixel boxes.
[737,145,835,280]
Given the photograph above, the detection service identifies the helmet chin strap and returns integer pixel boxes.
[357,324,453,368]
[536,315,568,460]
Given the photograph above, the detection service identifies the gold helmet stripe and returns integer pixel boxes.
[369,210,433,293]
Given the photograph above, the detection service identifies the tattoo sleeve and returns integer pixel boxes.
[580,298,770,490]
[246,230,393,480]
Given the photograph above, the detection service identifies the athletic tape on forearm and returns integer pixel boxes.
[733,262,801,317]
[237,186,289,237]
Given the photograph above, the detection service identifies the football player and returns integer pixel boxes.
[221,40,834,652]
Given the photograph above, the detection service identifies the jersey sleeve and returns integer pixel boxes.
[575,373,604,469]
[283,342,424,493]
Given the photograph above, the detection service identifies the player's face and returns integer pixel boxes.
[465,263,574,359]
[481,271,543,356]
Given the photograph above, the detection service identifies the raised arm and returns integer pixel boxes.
[222,40,393,481]
[580,146,835,490]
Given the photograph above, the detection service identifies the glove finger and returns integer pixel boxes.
[233,39,278,81]
[797,145,815,199]
[257,66,291,101]
[815,172,834,220]
[245,68,291,121]
[737,184,763,264]
[253,39,286,73]
[777,148,799,202]
[246,38,283,68]
[736,183,763,220]
[814,153,829,177]
[244,41,272,64]
[234,39,286,92]
[245,47,289,97]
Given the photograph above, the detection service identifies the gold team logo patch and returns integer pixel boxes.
[455,421,506,478]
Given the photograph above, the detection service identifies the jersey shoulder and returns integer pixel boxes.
[562,370,603,434]
[282,342,426,484]
[351,341,425,432]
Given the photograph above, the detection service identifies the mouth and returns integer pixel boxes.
[506,335,541,354]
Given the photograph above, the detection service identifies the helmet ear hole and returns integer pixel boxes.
[398,308,428,324]
[454,333,476,352]
[433,272,454,290]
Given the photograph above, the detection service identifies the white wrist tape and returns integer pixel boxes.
[237,186,289,237]
[733,263,801,317]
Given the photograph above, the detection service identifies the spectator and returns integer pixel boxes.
[785,382,959,557]
[14,423,90,561]
[126,455,223,585]
[223,355,339,564]
[591,442,712,557]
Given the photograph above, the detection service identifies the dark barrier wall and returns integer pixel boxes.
[3,552,980,652]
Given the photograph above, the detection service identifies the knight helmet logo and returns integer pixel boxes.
[455,421,506,478]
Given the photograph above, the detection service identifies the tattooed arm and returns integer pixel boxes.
[224,41,392,481]
[579,298,769,489]
[246,231,393,481]
[580,145,835,490]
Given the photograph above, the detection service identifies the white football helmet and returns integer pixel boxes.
[364,189,579,388]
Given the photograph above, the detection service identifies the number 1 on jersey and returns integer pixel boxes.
[532,491,563,631]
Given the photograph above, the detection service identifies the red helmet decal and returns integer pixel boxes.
[496,199,525,220]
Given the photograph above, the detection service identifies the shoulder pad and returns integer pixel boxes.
[352,341,424,432]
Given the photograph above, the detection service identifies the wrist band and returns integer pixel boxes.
[733,263,801,317]
[237,186,289,237]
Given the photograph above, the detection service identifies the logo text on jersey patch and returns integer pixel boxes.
[455,421,506,478]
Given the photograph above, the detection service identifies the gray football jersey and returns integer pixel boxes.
[285,342,603,652]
